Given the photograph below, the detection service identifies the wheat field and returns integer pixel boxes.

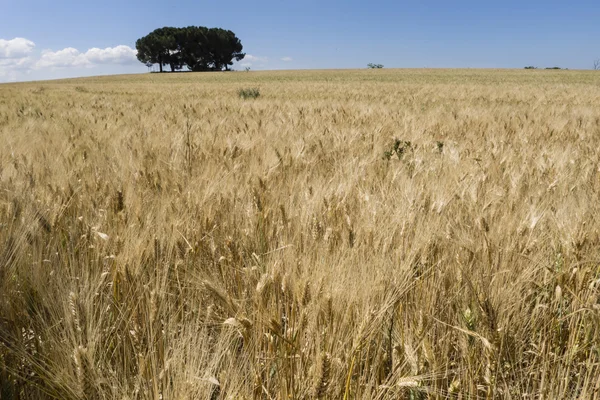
[1,69,600,399]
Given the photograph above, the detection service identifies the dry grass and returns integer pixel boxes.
[1,68,600,399]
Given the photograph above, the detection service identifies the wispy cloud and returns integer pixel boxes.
[244,54,268,63]
[281,57,293,62]
[236,54,268,70]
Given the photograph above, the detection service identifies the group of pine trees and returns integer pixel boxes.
[135,26,245,72]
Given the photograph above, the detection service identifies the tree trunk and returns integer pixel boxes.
[159,63,163,73]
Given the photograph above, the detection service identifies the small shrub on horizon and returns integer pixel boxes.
[383,139,412,160]
[436,141,444,153]
[238,87,260,99]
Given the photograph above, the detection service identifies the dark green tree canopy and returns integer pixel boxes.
[136,26,245,72]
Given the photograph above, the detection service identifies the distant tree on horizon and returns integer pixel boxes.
[136,26,245,72]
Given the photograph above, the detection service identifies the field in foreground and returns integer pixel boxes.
[1,69,600,399]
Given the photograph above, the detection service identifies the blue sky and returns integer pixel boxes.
[1,0,599,82]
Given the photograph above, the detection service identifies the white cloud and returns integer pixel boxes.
[34,45,138,69]
[0,67,17,82]
[0,57,34,81]
[281,57,293,62]
[0,38,141,82]
[36,47,90,68]
[0,37,35,59]
[0,38,36,81]
[84,45,137,65]
[0,56,35,69]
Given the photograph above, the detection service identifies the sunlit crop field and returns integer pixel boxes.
[1,69,600,399]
